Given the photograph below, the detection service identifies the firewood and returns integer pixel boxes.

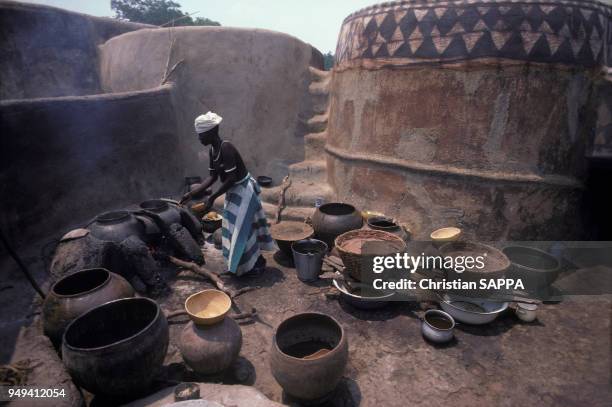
[168,256,260,299]
[275,175,292,224]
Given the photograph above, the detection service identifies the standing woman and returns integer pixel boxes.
[181,112,275,276]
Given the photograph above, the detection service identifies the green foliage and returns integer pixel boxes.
[111,0,220,26]
[323,52,335,71]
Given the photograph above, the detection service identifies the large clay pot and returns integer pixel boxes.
[269,221,314,256]
[140,199,182,227]
[42,268,134,347]
[311,203,363,248]
[366,216,410,242]
[270,312,348,401]
[179,319,242,375]
[88,210,145,242]
[62,297,169,398]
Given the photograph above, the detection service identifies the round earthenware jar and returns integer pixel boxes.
[88,210,145,242]
[179,318,242,375]
[311,203,363,248]
[140,199,182,227]
[62,297,169,398]
[270,312,348,401]
[366,216,410,242]
[42,268,134,347]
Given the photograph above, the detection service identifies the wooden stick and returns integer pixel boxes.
[168,256,260,299]
[166,310,189,319]
[168,256,227,292]
[160,35,177,85]
[275,175,291,224]
[232,286,260,297]
[161,59,184,84]
[323,256,345,272]
[231,308,257,320]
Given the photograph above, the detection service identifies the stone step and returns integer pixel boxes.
[310,94,329,116]
[307,113,328,133]
[262,201,316,223]
[309,66,331,83]
[289,160,327,180]
[304,131,327,160]
[309,80,329,96]
[312,98,329,116]
[260,179,334,208]
[214,194,317,224]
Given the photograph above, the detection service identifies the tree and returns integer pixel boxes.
[111,0,220,26]
[323,52,335,71]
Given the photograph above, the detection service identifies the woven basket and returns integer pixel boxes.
[335,229,406,281]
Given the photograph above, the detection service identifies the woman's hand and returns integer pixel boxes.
[180,191,192,204]
[202,198,214,214]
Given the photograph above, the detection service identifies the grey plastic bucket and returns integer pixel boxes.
[291,239,328,282]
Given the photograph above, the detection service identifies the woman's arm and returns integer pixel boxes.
[181,173,218,203]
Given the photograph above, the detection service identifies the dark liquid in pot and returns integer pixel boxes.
[426,315,453,330]
[371,220,396,228]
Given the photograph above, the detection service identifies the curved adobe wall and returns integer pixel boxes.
[327,0,611,239]
[100,27,323,181]
[0,86,181,245]
[0,0,150,99]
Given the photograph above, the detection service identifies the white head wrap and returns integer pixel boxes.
[194,111,223,134]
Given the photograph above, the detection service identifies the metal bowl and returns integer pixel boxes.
[332,276,394,309]
[422,310,455,343]
[438,293,508,325]
[503,246,560,289]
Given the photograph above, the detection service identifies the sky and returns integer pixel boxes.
[26,0,377,53]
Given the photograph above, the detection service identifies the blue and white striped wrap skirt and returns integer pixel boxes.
[222,174,276,275]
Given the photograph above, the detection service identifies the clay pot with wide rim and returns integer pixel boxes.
[269,221,314,256]
[88,210,145,242]
[42,268,135,347]
[62,297,169,398]
[270,312,348,401]
[366,216,411,242]
[140,199,182,226]
[311,203,363,248]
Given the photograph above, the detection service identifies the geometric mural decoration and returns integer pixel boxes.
[335,0,612,70]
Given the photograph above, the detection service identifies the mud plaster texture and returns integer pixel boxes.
[1,239,610,407]
[1,1,322,249]
[326,66,592,241]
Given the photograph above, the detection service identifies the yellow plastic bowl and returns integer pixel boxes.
[430,227,462,242]
[185,289,231,326]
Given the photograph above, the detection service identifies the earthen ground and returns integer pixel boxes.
[1,241,611,407]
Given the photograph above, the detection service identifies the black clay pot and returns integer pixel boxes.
[270,312,348,401]
[139,199,182,227]
[42,268,134,347]
[62,297,169,398]
[311,203,363,248]
[88,210,145,242]
[367,216,410,242]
